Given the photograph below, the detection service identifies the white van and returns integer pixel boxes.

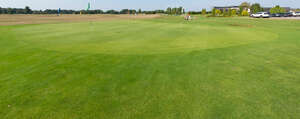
[292,12,300,17]
[251,12,270,18]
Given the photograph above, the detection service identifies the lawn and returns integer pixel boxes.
[0,15,299,119]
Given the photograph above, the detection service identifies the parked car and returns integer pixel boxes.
[282,12,293,17]
[271,13,281,17]
[271,12,293,17]
[251,12,270,18]
[292,12,300,17]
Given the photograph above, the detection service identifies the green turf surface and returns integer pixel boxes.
[0,16,299,119]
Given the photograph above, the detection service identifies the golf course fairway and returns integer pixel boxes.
[0,16,299,119]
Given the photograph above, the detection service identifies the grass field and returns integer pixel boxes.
[0,15,299,119]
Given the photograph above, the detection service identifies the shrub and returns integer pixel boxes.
[201,9,206,15]
[241,10,249,16]
[231,9,237,16]
[212,8,216,16]
[270,5,286,14]
[215,9,221,16]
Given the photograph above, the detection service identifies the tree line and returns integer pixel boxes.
[0,6,170,15]
[209,2,291,17]
[0,6,33,14]
[210,2,257,17]
[0,4,295,15]
[165,7,184,15]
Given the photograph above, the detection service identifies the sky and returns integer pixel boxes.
[0,0,299,11]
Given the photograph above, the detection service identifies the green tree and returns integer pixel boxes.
[250,3,263,14]
[120,9,130,14]
[240,2,250,9]
[7,8,14,14]
[228,9,232,16]
[201,9,206,15]
[25,6,32,14]
[239,2,250,15]
[212,8,216,16]
[166,7,172,14]
[178,7,183,15]
[138,9,142,14]
[270,5,286,14]
[241,9,249,16]
[215,9,221,16]
[231,9,237,16]
[171,8,177,15]
[106,10,119,14]
[222,8,226,16]
[131,9,136,14]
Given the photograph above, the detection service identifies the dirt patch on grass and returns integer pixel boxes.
[0,14,161,26]
[228,23,253,28]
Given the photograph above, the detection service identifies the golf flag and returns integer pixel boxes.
[87,2,91,10]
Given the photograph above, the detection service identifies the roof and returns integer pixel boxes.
[214,6,239,9]
[263,7,291,9]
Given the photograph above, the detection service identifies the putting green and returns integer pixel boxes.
[13,20,277,54]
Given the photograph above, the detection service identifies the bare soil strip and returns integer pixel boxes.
[269,17,300,20]
[0,14,161,26]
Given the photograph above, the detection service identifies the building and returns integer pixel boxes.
[213,6,240,12]
[213,6,250,13]
[214,6,292,13]
[290,8,300,12]
[282,7,291,12]
[262,7,291,12]
[262,7,271,12]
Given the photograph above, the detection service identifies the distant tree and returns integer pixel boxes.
[215,9,221,16]
[250,3,263,14]
[212,8,216,16]
[155,10,165,14]
[7,8,14,14]
[95,9,104,14]
[241,9,249,16]
[165,7,184,15]
[44,9,59,14]
[24,6,32,14]
[240,2,250,9]
[131,9,137,14]
[231,9,237,16]
[106,10,119,14]
[239,2,250,15]
[270,5,286,14]
[223,8,229,16]
[201,9,206,15]
[171,8,176,15]
[144,11,153,14]
[120,9,129,14]
[166,7,172,14]
[177,7,183,15]
[228,9,232,16]
[3,8,8,14]
[138,9,142,14]
[188,11,201,15]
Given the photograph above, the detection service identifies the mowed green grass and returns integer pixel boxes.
[0,16,299,119]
